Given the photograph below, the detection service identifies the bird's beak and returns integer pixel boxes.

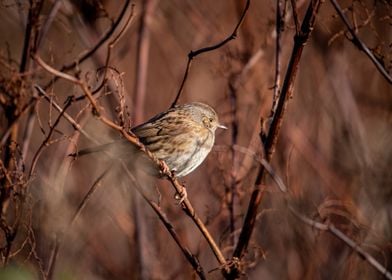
[217,124,228,129]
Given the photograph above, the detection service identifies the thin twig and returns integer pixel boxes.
[34,56,227,268]
[230,0,323,275]
[28,96,73,177]
[132,0,157,124]
[170,0,251,108]
[61,0,131,73]
[0,0,44,265]
[36,0,62,49]
[289,206,392,280]
[46,167,111,279]
[228,82,238,246]
[216,144,288,193]
[290,0,300,36]
[330,0,392,84]
[0,96,37,146]
[37,80,208,278]
[122,163,207,280]
[271,0,286,116]
[20,103,36,169]
[42,0,132,90]
[88,3,136,98]
[19,0,43,73]
[34,85,94,142]
[71,168,112,226]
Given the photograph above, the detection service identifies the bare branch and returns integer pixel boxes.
[132,0,158,124]
[34,56,227,269]
[230,0,323,274]
[28,96,73,177]
[170,0,251,108]
[290,0,301,36]
[289,206,392,280]
[42,0,133,90]
[122,163,207,279]
[330,0,392,84]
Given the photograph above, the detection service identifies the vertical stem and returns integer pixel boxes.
[133,0,157,124]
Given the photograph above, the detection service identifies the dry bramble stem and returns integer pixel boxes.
[329,0,392,85]
[226,0,323,277]
[33,55,227,269]
[289,206,392,280]
[121,164,207,279]
[34,86,207,278]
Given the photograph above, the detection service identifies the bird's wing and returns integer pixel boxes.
[132,115,194,138]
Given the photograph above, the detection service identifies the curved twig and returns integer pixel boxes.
[289,206,392,280]
[42,0,132,90]
[0,96,37,146]
[28,95,73,177]
[330,0,392,84]
[46,167,111,279]
[86,3,136,99]
[229,0,323,276]
[170,0,251,108]
[34,55,227,269]
[122,163,207,279]
[36,84,207,279]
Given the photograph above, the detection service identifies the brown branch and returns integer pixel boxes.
[132,0,157,124]
[271,0,286,117]
[0,96,37,146]
[34,56,227,269]
[290,0,300,36]
[121,163,207,280]
[228,82,238,246]
[170,0,251,108]
[71,168,112,227]
[36,0,62,49]
[87,3,136,99]
[42,0,132,90]
[330,0,392,84]
[36,82,207,278]
[229,0,323,277]
[223,144,288,193]
[61,0,131,73]
[289,206,392,280]
[34,85,94,142]
[20,104,36,171]
[19,0,43,73]
[0,1,44,264]
[28,95,73,177]
[46,167,111,279]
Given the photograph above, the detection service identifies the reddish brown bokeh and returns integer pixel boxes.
[0,0,391,279]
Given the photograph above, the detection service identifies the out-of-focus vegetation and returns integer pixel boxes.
[0,0,391,279]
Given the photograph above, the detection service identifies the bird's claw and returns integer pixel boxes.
[159,163,171,177]
[174,187,187,205]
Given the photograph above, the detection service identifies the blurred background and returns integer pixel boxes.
[0,0,391,279]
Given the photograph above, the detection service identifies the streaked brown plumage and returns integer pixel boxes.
[75,102,226,177]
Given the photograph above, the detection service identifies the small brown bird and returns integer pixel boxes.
[75,102,226,177]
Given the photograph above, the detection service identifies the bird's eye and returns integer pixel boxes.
[202,116,212,128]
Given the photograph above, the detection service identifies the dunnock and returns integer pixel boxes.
[75,102,226,177]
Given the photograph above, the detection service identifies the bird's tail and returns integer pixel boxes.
[69,142,117,157]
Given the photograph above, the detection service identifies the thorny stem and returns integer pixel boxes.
[228,0,323,277]
[289,206,392,280]
[34,55,227,270]
[329,0,392,84]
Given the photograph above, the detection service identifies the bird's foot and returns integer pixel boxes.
[174,186,187,205]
